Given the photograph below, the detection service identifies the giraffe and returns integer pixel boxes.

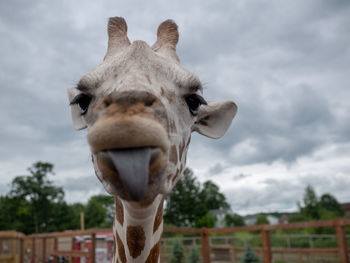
[68,17,237,263]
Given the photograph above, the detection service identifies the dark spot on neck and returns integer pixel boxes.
[127,225,146,258]
[116,232,127,263]
[115,197,124,226]
[145,240,161,263]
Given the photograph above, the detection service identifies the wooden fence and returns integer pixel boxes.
[0,218,349,263]
[163,217,350,263]
[0,231,25,263]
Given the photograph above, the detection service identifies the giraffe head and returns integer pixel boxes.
[68,17,237,205]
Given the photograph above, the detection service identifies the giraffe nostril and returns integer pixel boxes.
[144,98,155,107]
[102,97,112,108]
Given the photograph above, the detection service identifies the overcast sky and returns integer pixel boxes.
[1,0,349,215]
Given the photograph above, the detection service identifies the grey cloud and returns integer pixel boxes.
[208,163,224,177]
[232,174,250,181]
[225,179,303,214]
[60,175,102,192]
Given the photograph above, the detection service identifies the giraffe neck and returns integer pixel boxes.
[113,194,164,263]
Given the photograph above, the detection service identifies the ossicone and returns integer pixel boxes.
[104,16,131,59]
[152,20,180,61]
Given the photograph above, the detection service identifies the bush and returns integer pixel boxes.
[188,247,201,263]
[171,240,185,263]
[241,245,261,263]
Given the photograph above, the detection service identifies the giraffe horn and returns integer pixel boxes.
[152,20,180,62]
[104,17,131,60]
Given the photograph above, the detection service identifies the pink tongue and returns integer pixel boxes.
[107,147,151,201]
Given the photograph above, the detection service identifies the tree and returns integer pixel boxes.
[0,196,32,233]
[225,213,245,227]
[85,195,114,228]
[300,185,320,219]
[9,162,64,233]
[255,214,269,225]
[241,245,260,263]
[195,213,217,228]
[164,168,229,227]
[170,240,185,263]
[164,168,201,227]
[188,247,201,263]
[198,181,229,212]
[319,193,344,217]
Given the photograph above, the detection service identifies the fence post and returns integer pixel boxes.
[261,227,272,263]
[20,237,24,263]
[335,218,349,263]
[42,237,46,263]
[200,228,211,263]
[31,238,35,263]
[90,233,96,263]
[71,236,75,263]
[53,237,58,263]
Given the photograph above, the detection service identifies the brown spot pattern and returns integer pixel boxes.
[186,137,191,148]
[145,75,152,84]
[169,119,177,133]
[116,232,127,263]
[127,226,146,258]
[169,145,178,164]
[145,240,161,263]
[164,89,175,103]
[115,197,124,226]
[172,168,180,184]
[153,198,164,233]
[178,140,185,159]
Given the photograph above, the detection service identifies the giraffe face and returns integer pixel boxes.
[68,18,237,205]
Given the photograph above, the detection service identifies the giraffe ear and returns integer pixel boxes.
[193,101,237,139]
[67,88,87,130]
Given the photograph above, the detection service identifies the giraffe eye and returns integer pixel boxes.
[70,93,92,115]
[184,94,207,116]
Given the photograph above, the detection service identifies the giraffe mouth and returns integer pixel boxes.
[98,147,163,201]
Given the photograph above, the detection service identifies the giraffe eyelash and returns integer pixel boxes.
[70,93,92,115]
[184,94,207,116]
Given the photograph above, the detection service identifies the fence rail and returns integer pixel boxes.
[0,218,349,263]
[162,218,350,263]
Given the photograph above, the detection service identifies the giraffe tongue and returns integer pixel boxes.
[107,147,151,202]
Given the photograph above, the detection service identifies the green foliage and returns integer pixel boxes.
[188,247,201,263]
[0,161,115,234]
[255,214,269,225]
[313,237,337,248]
[225,213,245,227]
[9,162,64,233]
[0,196,32,233]
[241,245,260,263]
[164,168,229,227]
[198,181,229,212]
[170,240,185,263]
[319,193,344,217]
[195,213,216,228]
[301,185,320,219]
[291,185,344,232]
[85,195,114,228]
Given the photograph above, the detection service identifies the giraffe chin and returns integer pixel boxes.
[95,147,167,204]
